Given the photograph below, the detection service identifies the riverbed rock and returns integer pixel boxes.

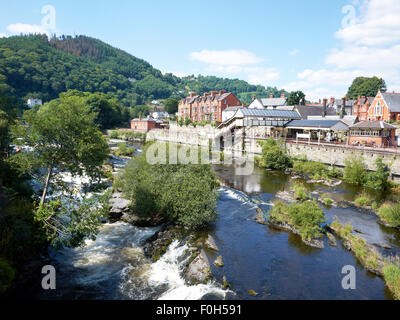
[373,243,393,250]
[354,228,367,235]
[205,234,219,252]
[326,232,337,247]
[254,208,267,225]
[109,192,131,222]
[185,249,211,284]
[214,256,224,268]
[248,289,258,297]
[275,191,296,204]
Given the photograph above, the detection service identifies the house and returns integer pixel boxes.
[352,96,375,121]
[150,108,170,120]
[285,119,349,143]
[349,121,397,147]
[327,97,355,115]
[294,103,336,119]
[27,98,42,108]
[367,91,400,122]
[178,90,242,123]
[130,117,164,133]
[222,106,243,123]
[248,93,287,109]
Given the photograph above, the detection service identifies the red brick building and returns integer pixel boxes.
[367,91,400,122]
[178,90,242,123]
[352,96,375,121]
[130,117,162,132]
[349,121,397,147]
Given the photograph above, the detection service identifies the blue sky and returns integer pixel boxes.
[1,0,400,101]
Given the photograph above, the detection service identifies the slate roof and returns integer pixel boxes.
[382,92,400,112]
[258,98,287,107]
[350,121,398,129]
[295,105,337,119]
[285,119,345,128]
[307,115,358,126]
[238,108,301,119]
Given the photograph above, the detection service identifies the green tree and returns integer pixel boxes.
[11,94,109,206]
[365,157,390,191]
[343,154,367,186]
[287,91,306,105]
[164,98,179,114]
[347,76,387,99]
[258,138,292,170]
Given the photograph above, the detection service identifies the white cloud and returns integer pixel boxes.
[189,49,263,65]
[289,49,299,56]
[289,0,400,100]
[0,33,8,38]
[7,23,51,36]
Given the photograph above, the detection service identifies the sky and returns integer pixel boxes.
[1,0,399,101]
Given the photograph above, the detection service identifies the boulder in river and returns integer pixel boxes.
[185,249,212,284]
[205,234,219,252]
[109,192,131,222]
[254,208,267,225]
[214,255,224,268]
[326,232,337,247]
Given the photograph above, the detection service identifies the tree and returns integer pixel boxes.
[287,91,306,105]
[347,77,387,99]
[343,154,367,186]
[259,138,292,170]
[164,98,179,114]
[11,94,109,206]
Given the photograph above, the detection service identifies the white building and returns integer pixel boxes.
[248,93,287,110]
[151,111,170,120]
[222,106,243,122]
[27,99,42,108]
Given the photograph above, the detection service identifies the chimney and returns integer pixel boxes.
[358,95,361,100]
[345,94,348,101]
[252,95,256,102]
[219,90,226,95]
[139,115,142,120]
[330,97,335,104]
[269,93,273,98]
[281,92,285,99]
[340,97,346,119]
[203,92,209,97]
[189,92,196,98]
[319,99,321,105]
[211,91,217,97]
[323,98,327,117]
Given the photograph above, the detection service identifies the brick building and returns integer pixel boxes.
[130,117,163,132]
[367,91,400,122]
[352,96,375,121]
[178,90,242,123]
[349,121,397,147]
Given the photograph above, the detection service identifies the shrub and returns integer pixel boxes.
[365,157,390,191]
[383,258,400,300]
[377,202,400,228]
[354,194,371,207]
[110,131,120,139]
[115,143,219,230]
[321,195,333,206]
[258,138,292,170]
[268,201,289,223]
[115,143,135,157]
[343,154,367,186]
[0,258,15,294]
[293,184,310,201]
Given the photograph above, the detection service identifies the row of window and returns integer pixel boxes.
[350,130,390,137]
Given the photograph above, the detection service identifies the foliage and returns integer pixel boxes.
[347,76,387,99]
[292,160,340,180]
[269,200,326,240]
[383,259,400,300]
[293,184,310,201]
[258,138,292,170]
[343,154,367,186]
[115,143,219,230]
[114,143,135,157]
[377,202,400,228]
[354,194,371,207]
[287,91,306,105]
[321,195,333,206]
[0,258,15,294]
[164,98,179,114]
[35,192,110,248]
[365,157,390,191]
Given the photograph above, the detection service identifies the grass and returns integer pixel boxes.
[293,184,310,201]
[383,257,400,300]
[354,194,372,208]
[377,202,400,228]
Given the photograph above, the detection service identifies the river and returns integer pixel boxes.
[38,142,399,300]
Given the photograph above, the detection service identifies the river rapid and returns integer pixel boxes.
[38,142,399,300]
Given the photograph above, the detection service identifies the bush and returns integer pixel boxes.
[110,131,120,139]
[294,184,310,201]
[287,200,326,240]
[258,138,292,170]
[321,195,333,206]
[383,259,400,300]
[354,194,371,207]
[115,143,135,157]
[0,258,15,294]
[115,143,219,230]
[377,202,400,228]
[269,201,289,223]
[343,154,367,186]
[365,157,390,191]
